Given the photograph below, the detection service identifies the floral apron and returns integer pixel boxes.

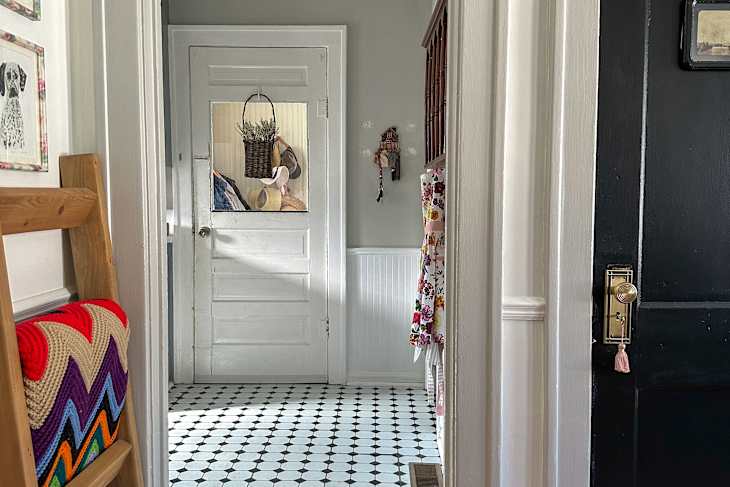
[411,168,446,414]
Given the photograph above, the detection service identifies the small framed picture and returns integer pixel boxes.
[683,0,730,69]
[0,0,40,21]
[0,30,47,172]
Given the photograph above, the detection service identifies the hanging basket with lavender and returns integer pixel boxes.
[236,93,278,179]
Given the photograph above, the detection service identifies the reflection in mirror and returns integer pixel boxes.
[211,101,309,212]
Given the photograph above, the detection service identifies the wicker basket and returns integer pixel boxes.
[241,93,277,179]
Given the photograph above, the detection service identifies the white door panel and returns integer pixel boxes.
[212,274,310,302]
[211,258,310,276]
[211,302,314,344]
[191,46,328,382]
[212,228,310,259]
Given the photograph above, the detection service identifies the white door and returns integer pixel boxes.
[190,47,329,382]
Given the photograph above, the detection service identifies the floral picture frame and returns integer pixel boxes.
[0,30,47,171]
[0,0,40,21]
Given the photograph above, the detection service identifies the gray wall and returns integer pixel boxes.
[167,0,432,248]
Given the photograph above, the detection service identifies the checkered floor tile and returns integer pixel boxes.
[168,384,440,487]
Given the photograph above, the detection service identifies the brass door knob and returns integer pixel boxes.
[613,282,638,304]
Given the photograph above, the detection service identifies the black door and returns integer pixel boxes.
[592,1,730,486]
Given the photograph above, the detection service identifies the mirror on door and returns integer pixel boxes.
[211,100,309,212]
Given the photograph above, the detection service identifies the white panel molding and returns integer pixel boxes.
[502,296,546,322]
[208,65,309,86]
[346,247,423,386]
[12,287,75,322]
[213,315,310,345]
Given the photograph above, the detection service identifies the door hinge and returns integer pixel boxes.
[317,97,329,119]
[325,317,330,336]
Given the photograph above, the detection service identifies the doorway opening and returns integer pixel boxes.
[165,2,448,485]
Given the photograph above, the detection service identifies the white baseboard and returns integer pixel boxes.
[347,381,425,388]
[12,287,75,321]
[194,375,328,384]
[347,371,425,387]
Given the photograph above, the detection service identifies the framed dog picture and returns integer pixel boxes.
[0,0,40,21]
[683,0,730,69]
[0,30,47,172]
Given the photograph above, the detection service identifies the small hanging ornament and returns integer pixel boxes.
[614,313,630,374]
[372,126,401,202]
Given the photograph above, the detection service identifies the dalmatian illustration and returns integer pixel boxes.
[0,62,27,151]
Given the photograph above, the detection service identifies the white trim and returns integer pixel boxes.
[138,1,169,485]
[488,0,510,484]
[502,297,546,322]
[169,25,348,385]
[444,0,502,485]
[12,287,75,321]
[544,0,599,485]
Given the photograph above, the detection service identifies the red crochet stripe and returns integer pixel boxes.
[15,324,48,382]
[15,299,128,382]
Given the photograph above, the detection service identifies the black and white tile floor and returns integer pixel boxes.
[168,384,440,487]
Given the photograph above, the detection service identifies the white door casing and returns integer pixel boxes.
[170,26,347,385]
[191,47,329,382]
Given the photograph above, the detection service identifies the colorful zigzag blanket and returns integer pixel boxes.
[15,300,129,487]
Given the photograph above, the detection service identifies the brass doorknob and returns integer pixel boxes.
[613,282,638,304]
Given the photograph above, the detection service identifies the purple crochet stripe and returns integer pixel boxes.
[30,338,128,461]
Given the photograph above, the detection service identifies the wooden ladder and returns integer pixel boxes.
[0,154,144,487]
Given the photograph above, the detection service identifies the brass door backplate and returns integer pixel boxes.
[603,265,637,345]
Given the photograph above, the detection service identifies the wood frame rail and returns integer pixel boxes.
[0,154,144,487]
[423,0,447,169]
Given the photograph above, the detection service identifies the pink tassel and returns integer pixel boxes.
[614,343,630,373]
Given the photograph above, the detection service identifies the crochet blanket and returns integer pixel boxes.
[15,300,130,487]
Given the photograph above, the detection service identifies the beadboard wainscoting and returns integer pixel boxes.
[347,248,423,385]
